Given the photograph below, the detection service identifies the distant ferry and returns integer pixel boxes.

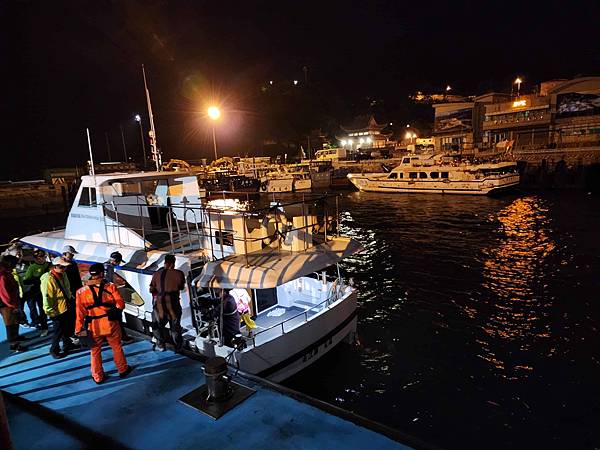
[347,154,520,195]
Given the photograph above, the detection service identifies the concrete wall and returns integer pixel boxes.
[0,183,69,218]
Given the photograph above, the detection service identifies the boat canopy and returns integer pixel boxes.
[195,237,362,289]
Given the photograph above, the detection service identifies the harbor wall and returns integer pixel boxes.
[515,146,600,191]
[0,182,70,218]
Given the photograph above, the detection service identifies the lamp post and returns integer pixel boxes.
[514,77,523,97]
[135,114,147,169]
[207,106,221,161]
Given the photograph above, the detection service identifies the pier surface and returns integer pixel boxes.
[1,326,412,450]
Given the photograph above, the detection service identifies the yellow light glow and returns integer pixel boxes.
[207,106,221,120]
[513,100,527,107]
[514,77,522,84]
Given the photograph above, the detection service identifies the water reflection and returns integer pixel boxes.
[479,196,555,377]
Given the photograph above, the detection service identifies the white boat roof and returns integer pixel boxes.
[81,171,196,186]
[195,237,362,289]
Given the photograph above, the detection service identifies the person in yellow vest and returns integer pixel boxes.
[41,257,77,359]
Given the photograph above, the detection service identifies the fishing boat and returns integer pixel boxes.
[19,171,361,381]
[347,154,519,195]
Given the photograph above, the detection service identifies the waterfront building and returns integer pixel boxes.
[480,77,600,156]
[549,77,600,150]
[432,93,510,154]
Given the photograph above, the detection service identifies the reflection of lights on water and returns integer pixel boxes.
[476,196,555,376]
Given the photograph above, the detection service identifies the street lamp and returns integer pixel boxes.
[134,114,147,169]
[514,77,523,97]
[207,106,221,161]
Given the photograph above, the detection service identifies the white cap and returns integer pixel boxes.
[52,256,71,267]
[62,245,78,254]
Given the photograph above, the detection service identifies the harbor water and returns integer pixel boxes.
[285,190,600,449]
[2,191,598,449]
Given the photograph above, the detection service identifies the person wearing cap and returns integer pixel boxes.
[62,245,83,346]
[62,245,83,298]
[22,249,51,336]
[41,257,76,358]
[149,254,186,351]
[0,255,26,352]
[76,263,132,384]
[104,251,134,345]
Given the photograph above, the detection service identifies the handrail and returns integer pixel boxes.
[249,280,345,348]
[103,193,340,259]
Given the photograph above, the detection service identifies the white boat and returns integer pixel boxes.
[290,171,312,191]
[259,172,294,193]
[347,154,520,195]
[20,171,361,382]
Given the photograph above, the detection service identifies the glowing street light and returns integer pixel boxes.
[446,85,452,92]
[207,106,221,161]
[514,77,523,97]
[207,106,221,121]
[134,114,147,169]
[293,80,299,86]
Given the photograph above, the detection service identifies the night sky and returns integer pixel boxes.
[4,0,599,179]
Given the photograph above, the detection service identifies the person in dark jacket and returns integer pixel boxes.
[62,245,82,347]
[104,251,134,344]
[0,256,26,352]
[219,289,240,347]
[149,254,185,351]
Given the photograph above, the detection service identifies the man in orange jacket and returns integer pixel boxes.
[75,263,133,384]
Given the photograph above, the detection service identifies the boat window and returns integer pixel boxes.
[419,172,428,179]
[430,172,439,178]
[388,173,398,179]
[402,158,410,164]
[215,230,234,246]
[78,187,97,207]
[441,172,449,179]
[409,172,418,179]
[399,173,403,179]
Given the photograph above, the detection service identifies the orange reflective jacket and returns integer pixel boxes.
[76,281,124,337]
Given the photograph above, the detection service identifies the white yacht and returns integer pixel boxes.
[20,171,361,382]
[347,154,519,195]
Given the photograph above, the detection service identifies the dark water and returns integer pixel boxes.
[2,194,599,449]
[285,191,600,449]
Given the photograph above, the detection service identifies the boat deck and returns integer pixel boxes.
[1,325,414,450]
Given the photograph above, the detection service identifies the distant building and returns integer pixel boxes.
[336,115,393,154]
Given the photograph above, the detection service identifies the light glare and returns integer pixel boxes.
[207,106,221,121]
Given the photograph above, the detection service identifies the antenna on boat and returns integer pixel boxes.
[86,127,96,179]
[142,64,162,171]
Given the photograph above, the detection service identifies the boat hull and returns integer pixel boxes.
[347,173,520,195]
[196,290,358,382]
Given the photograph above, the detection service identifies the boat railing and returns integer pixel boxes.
[248,277,346,348]
[102,193,341,260]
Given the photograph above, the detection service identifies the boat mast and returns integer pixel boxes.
[86,127,96,182]
[142,64,162,171]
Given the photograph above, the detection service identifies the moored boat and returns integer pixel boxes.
[19,171,361,381]
[348,154,519,195]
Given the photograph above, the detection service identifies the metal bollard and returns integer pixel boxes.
[203,356,230,402]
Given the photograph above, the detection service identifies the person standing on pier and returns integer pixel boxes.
[22,249,50,336]
[104,251,134,344]
[149,254,185,352]
[41,257,77,359]
[0,255,26,352]
[62,245,82,346]
[75,263,132,384]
